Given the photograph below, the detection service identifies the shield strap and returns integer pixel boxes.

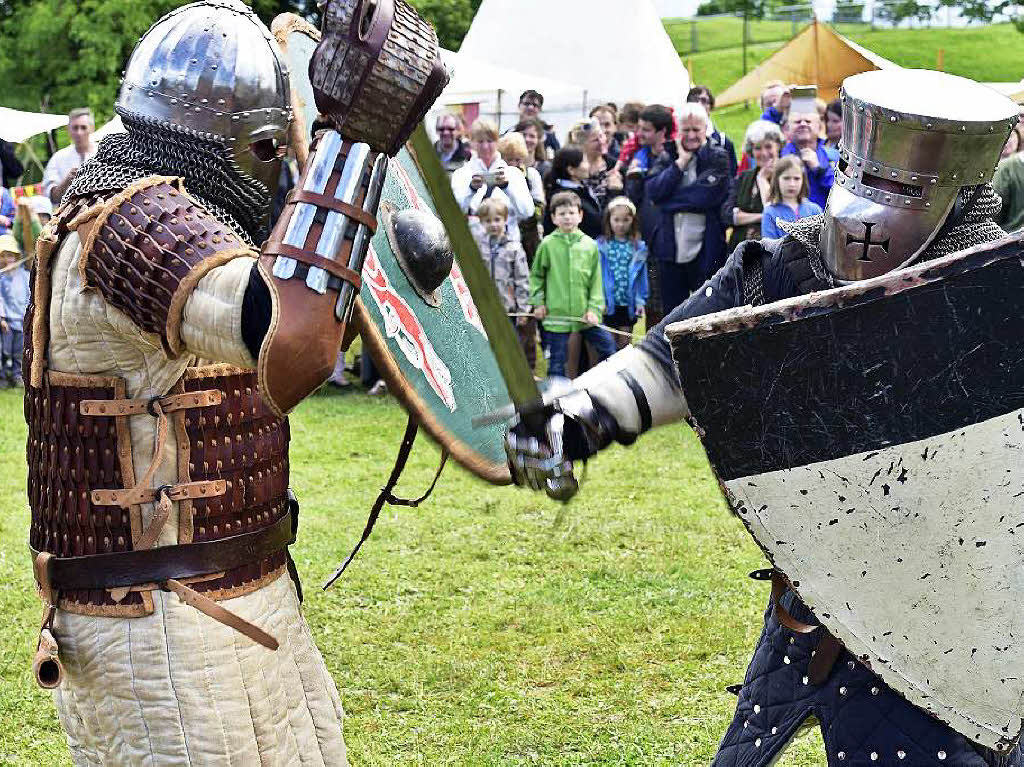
[769,571,845,684]
[323,415,449,589]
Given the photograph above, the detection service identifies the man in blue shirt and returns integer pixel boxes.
[0,233,28,386]
[780,107,835,209]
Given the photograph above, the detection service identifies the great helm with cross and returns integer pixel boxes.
[820,69,1018,282]
[116,0,291,203]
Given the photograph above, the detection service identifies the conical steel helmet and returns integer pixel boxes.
[116,0,292,193]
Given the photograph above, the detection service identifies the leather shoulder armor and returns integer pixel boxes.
[75,176,255,357]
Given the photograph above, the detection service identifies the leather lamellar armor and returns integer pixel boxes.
[26,178,291,619]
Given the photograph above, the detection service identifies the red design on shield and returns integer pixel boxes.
[363,244,457,411]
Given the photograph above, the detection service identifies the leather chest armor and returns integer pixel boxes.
[27,179,292,620]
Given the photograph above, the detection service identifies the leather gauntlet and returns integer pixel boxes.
[258,133,388,416]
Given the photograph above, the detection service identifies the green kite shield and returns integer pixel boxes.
[355,147,512,484]
[272,13,511,483]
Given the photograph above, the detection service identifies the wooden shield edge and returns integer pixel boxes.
[271,12,320,168]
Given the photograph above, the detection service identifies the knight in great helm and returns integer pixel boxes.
[26,0,445,763]
[505,70,1024,765]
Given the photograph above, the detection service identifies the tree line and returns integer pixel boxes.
[0,0,481,120]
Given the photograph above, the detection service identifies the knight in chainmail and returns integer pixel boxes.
[502,71,1023,766]
[23,0,446,764]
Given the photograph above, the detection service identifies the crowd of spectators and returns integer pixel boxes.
[443,83,842,377]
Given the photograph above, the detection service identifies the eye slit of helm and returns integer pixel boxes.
[359,0,379,39]
[250,138,281,163]
[861,172,923,198]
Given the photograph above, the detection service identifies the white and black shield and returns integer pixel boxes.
[666,234,1024,752]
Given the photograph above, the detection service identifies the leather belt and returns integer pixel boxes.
[31,510,295,591]
[80,389,222,417]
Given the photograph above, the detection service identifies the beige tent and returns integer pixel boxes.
[717,20,896,107]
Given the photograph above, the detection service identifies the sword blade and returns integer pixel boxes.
[407,123,546,434]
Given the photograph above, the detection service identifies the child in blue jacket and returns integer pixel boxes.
[598,197,649,350]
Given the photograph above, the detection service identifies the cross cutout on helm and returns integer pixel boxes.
[846,222,891,262]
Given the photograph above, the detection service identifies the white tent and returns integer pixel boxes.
[426,49,591,140]
[456,0,690,142]
[0,107,67,144]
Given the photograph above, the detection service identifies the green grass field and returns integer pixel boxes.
[0,383,833,764]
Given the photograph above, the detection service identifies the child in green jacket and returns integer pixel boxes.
[530,191,616,377]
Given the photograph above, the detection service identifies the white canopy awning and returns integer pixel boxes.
[0,107,67,144]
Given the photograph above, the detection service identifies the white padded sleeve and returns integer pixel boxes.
[574,345,688,435]
[180,256,258,369]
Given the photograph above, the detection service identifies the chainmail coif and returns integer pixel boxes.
[779,184,1006,288]
[67,108,272,245]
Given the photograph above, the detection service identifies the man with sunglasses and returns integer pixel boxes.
[434,112,472,178]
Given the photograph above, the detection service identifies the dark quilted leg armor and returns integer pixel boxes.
[712,590,1023,767]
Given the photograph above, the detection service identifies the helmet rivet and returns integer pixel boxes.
[926,202,931,207]
[989,125,995,132]
[872,166,878,172]
[952,173,957,179]
[856,160,862,167]
[885,196,892,203]
[904,199,911,205]
[211,64,218,70]
[866,190,872,197]
[979,172,984,178]
[889,116,896,123]
[890,171,897,178]
[930,178,937,185]
[960,126,966,132]
[190,58,197,64]
[925,123,933,130]
[911,176,918,182]
[858,106,864,112]
[170,99,177,105]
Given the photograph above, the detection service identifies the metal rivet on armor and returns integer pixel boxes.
[871,166,878,172]
[990,125,995,132]
[866,191,873,197]
[979,172,985,178]
[871,686,879,695]
[170,99,177,105]
[930,178,937,185]
[858,106,864,112]
[925,123,933,129]
[755,738,761,747]
[856,160,862,167]
[897,751,906,760]
[753,704,760,714]
[839,686,847,695]
[890,171,897,178]
[743,721,748,729]
[938,751,946,760]
[837,753,846,761]
[925,202,931,208]
[211,64,218,71]
[960,126,966,132]
[889,116,896,123]
[789,637,795,644]
[802,676,809,685]
[848,661,856,670]
[885,196,892,203]
[904,200,912,205]
[952,173,957,179]
[870,753,878,761]
[839,178,845,185]
[783,656,790,664]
